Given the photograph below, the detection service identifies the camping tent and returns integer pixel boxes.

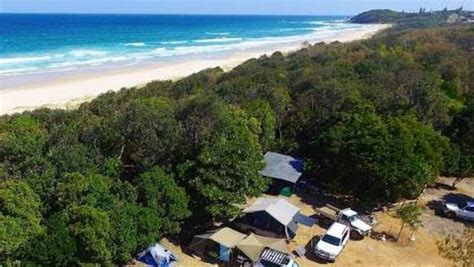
[137,243,178,267]
[188,227,246,262]
[236,233,290,262]
[236,197,317,239]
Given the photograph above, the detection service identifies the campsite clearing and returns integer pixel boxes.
[130,176,473,266]
[131,198,452,266]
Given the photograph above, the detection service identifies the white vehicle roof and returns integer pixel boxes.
[326,222,348,237]
[341,209,358,217]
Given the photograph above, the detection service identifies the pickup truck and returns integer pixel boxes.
[314,205,373,239]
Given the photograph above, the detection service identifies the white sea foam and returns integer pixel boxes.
[159,40,188,45]
[206,32,230,36]
[279,27,316,32]
[193,37,243,44]
[146,23,364,59]
[151,45,230,57]
[50,56,129,68]
[0,67,39,75]
[123,42,146,47]
[0,56,52,65]
[68,49,108,57]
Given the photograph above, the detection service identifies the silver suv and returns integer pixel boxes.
[443,201,474,221]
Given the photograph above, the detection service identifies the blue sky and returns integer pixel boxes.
[1,0,472,15]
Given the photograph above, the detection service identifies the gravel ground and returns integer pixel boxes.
[419,177,474,239]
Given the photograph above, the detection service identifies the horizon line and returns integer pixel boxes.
[0,12,355,17]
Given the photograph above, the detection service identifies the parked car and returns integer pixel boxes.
[255,248,299,267]
[314,205,373,239]
[443,201,474,221]
[314,222,350,262]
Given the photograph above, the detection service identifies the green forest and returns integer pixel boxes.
[1,10,474,265]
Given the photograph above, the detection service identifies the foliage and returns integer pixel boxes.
[443,103,474,187]
[314,97,447,202]
[395,204,423,241]
[243,99,277,151]
[0,180,43,260]
[0,16,473,265]
[180,104,267,220]
[135,166,190,241]
[438,229,474,267]
[350,9,471,28]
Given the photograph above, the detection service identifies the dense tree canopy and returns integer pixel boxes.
[0,181,43,261]
[314,97,447,201]
[443,102,474,187]
[0,19,473,264]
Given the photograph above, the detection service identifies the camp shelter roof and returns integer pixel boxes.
[260,152,303,183]
[236,233,289,262]
[193,227,246,248]
[210,227,246,248]
[243,197,300,226]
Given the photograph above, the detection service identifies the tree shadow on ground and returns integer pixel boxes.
[369,230,398,243]
[302,235,331,264]
[427,182,456,191]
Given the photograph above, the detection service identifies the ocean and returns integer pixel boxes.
[0,14,360,78]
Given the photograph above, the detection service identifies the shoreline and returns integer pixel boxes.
[0,24,390,115]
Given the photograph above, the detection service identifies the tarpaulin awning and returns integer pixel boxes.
[236,233,290,262]
[209,227,247,248]
[293,212,317,227]
[243,198,300,226]
[190,227,246,250]
[260,152,303,183]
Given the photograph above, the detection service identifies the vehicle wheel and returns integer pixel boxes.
[446,211,456,219]
[350,230,364,240]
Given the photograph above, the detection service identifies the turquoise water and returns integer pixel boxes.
[0,14,360,77]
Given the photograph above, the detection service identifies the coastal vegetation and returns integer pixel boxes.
[350,8,473,28]
[1,10,474,265]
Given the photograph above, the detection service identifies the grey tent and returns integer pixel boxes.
[236,197,316,239]
[260,152,303,184]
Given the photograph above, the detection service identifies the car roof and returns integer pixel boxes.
[326,222,348,237]
[341,209,358,217]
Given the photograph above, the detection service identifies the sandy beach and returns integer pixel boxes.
[0,24,390,115]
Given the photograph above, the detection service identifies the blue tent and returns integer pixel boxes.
[137,243,178,267]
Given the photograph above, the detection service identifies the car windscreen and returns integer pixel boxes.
[459,202,468,209]
[348,215,360,222]
[322,235,341,246]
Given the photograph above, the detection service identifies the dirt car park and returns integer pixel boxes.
[419,176,474,239]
